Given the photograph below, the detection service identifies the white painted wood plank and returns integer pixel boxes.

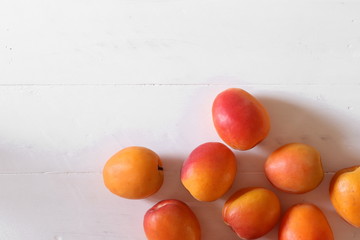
[0,173,358,240]
[1,85,359,174]
[1,0,359,85]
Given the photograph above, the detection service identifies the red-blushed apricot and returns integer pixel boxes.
[102,146,163,199]
[222,187,281,239]
[264,143,324,194]
[181,142,237,201]
[279,203,334,240]
[143,199,201,240]
[212,88,270,150]
[330,165,360,228]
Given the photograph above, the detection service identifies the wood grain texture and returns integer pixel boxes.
[0,173,358,239]
[1,85,359,173]
[1,0,360,239]
[0,85,360,239]
[1,0,360,85]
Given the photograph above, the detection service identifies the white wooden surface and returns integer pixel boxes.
[1,0,360,239]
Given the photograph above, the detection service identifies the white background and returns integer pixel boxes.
[1,0,360,239]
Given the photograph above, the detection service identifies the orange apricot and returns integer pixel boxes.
[212,88,270,150]
[279,203,334,240]
[103,146,163,199]
[223,187,281,239]
[264,143,324,193]
[330,165,360,228]
[181,142,237,201]
[144,199,201,240]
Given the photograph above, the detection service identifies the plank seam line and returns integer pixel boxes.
[0,171,336,175]
[0,83,358,87]
[0,171,101,175]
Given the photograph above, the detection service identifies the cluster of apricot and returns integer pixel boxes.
[102,88,360,240]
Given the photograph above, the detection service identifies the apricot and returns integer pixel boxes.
[102,146,163,199]
[212,88,270,150]
[143,199,201,240]
[222,187,281,239]
[264,143,324,193]
[330,165,360,228]
[279,203,334,240]
[181,142,237,201]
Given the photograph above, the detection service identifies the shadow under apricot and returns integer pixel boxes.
[257,95,359,172]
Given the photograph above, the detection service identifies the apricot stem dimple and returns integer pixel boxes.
[158,166,163,171]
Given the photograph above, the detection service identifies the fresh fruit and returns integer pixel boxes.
[181,142,237,201]
[222,187,281,239]
[264,143,324,194]
[144,199,201,240]
[330,165,360,228]
[212,88,270,150]
[279,203,334,240]
[102,146,163,199]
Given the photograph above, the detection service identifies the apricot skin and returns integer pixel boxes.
[181,142,237,202]
[143,199,201,240]
[222,187,281,240]
[264,143,324,194]
[102,146,163,199]
[212,88,270,150]
[330,165,360,228]
[279,203,334,240]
